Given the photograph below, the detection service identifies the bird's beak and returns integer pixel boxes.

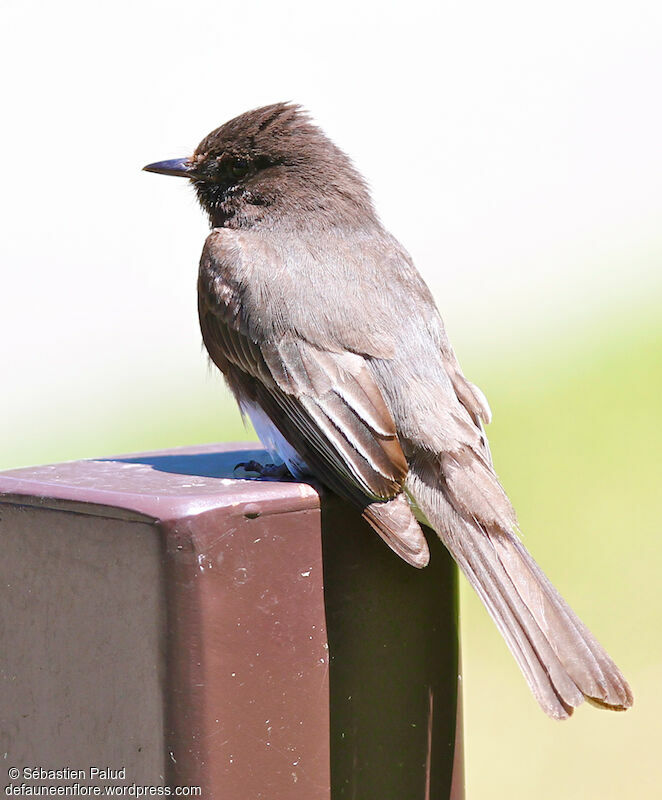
[142,158,195,178]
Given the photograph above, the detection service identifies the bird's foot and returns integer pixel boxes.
[233,459,293,480]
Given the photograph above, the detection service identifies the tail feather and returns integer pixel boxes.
[444,516,582,718]
[500,535,633,708]
[407,462,633,719]
[363,494,430,568]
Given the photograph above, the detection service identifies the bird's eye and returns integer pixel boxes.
[230,158,250,179]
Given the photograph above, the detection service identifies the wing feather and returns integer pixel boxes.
[198,237,408,506]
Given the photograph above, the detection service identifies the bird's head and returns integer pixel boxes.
[143,102,374,229]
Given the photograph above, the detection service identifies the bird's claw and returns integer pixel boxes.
[233,460,292,479]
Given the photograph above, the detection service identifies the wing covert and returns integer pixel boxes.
[198,232,409,507]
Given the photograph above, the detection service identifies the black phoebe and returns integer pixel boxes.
[144,103,632,719]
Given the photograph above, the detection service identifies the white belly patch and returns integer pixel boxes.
[240,400,311,478]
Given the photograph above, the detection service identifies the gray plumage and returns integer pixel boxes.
[144,102,633,719]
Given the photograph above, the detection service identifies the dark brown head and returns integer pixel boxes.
[143,103,376,230]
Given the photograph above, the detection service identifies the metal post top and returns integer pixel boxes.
[0,442,321,522]
[0,441,463,799]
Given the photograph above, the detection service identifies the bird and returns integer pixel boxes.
[143,102,632,719]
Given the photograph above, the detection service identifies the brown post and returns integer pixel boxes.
[0,443,463,799]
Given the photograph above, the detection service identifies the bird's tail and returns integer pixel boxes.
[407,458,633,719]
[363,494,430,568]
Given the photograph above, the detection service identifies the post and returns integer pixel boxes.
[0,443,463,799]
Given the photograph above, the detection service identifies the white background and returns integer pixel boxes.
[1,0,660,457]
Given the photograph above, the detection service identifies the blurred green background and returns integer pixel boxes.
[459,305,661,799]
[3,299,659,798]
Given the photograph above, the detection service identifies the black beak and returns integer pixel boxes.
[142,158,194,178]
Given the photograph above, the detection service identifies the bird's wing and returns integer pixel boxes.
[198,230,429,566]
[442,347,494,464]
